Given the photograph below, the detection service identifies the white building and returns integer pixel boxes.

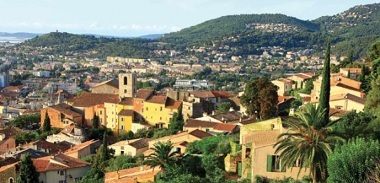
[173,79,213,89]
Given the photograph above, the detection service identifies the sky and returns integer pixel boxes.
[0,0,378,37]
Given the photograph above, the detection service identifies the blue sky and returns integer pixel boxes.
[0,0,378,37]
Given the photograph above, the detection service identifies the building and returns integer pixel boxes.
[119,73,137,99]
[40,103,83,129]
[0,72,9,88]
[33,71,51,78]
[0,128,18,155]
[63,139,99,159]
[286,72,316,89]
[105,165,161,183]
[90,79,119,94]
[106,57,145,65]
[339,68,362,79]
[143,96,182,128]
[271,78,293,96]
[328,93,366,111]
[109,138,149,156]
[173,79,213,89]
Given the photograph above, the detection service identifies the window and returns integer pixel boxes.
[160,117,162,120]
[59,180,66,183]
[60,170,64,175]
[121,150,124,155]
[121,117,124,122]
[267,155,285,172]
[124,89,127,94]
[99,110,102,115]
[146,107,148,111]
[121,125,124,130]
[8,177,14,183]
[74,178,82,182]
[124,76,128,85]
[160,107,162,111]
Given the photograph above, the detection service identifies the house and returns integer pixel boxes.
[271,78,293,96]
[20,140,71,155]
[0,128,18,155]
[40,103,83,129]
[63,139,99,159]
[33,154,91,183]
[286,72,316,90]
[339,68,362,79]
[145,129,212,156]
[142,96,182,128]
[241,128,310,180]
[90,79,119,94]
[109,138,149,156]
[328,93,366,111]
[105,165,161,183]
[183,119,239,134]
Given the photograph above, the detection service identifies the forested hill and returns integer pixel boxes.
[23,32,156,58]
[159,14,320,47]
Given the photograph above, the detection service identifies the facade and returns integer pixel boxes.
[40,103,83,129]
[143,96,182,128]
[119,73,137,99]
[63,139,98,159]
[33,71,51,78]
[173,79,213,89]
[105,165,161,183]
[109,138,149,156]
[328,93,366,111]
[106,57,145,64]
[339,68,362,79]
[271,78,293,96]
[286,72,316,89]
[0,72,9,88]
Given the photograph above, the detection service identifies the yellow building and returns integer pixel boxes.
[271,78,293,96]
[142,96,182,128]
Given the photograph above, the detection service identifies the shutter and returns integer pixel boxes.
[267,155,272,172]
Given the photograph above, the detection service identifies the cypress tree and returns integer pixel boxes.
[360,64,365,83]
[319,40,331,128]
[92,114,100,129]
[43,111,51,132]
[18,154,39,183]
[101,131,109,160]
[347,69,351,78]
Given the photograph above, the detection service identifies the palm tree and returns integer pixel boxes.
[144,141,178,174]
[274,103,344,183]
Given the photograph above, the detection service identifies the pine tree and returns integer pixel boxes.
[319,40,331,128]
[43,111,51,132]
[18,154,39,183]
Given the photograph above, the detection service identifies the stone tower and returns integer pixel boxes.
[119,73,136,98]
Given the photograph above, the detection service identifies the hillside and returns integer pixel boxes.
[160,14,320,48]
[23,32,156,58]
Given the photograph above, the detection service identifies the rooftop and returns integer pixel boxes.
[70,92,119,107]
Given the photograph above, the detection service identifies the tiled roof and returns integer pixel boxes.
[329,93,365,105]
[146,95,167,104]
[23,140,71,155]
[33,153,90,172]
[105,165,161,183]
[71,92,119,107]
[135,89,153,100]
[190,91,215,98]
[184,119,217,128]
[277,78,293,84]
[213,123,237,132]
[278,96,293,104]
[129,138,149,149]
[91,79,119,89]
[212,91,230,98]
[118,97,133,105]
[0,127,19,138]
[118,109,134,116]
[211,111,244,122]
[165,98,182,109]
[64,139,98,154]
[243,129,281,147]
[49,103,82,117]
[189,129,213,139]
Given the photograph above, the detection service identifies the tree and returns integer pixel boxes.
[274,103,344,183]
[332,111,375,140]
[168,112,184,134]
[144,141,178,174]
[327,138,380,183]
[240,77,278,120]
[215,102,232,114]
[42,111,51,132]
[107,155,139,171]
[202,154,225,183]
[365,75,380,117]
[78,167,104,183]
[18,154,39,183]
[319,40,331,128]
[92,114,100,129]
[93,132,113,171]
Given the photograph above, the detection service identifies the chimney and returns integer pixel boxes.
[239,117,242,122]
[229,107,234,112]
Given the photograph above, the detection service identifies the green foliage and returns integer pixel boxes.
[18,154,39,183]
[274,103,344,182]
[327,138,380,183]
[168,112,184,134]
[106,155,139,171]
[333,111,376,140]
[319,40,331,127]
[365,75,380,117]
[11,114,40,129]
[77,168,104,183]
[216,102,232,114]
[144,141,179,173]
[201,154,225,183]
[92,114,100,129]
[92,132,113,171]
[87,126,112,140]
[186,135,236,155]
[42,111,51,132]
[240,77,278,119]
[118,131,135,141]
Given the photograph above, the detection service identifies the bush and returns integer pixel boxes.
[327,138,380,183]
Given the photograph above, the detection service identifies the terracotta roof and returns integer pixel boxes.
[189,129,213,138]
[118,109,134,116]
[190,91,215,98]
[329,93,366,105]
[329,108,350,118]
[105,165,161,183]
[330,75,361,90]
[23,140,71,155]
[49,103,82,118]
[0,127,19,137]
[304,96,311,102]
[243,129,281,147]
[184,119,217,128]
[211,111,244,122]
[71,92,119,107]
[33,153,90,172]
[64,139,98,154]
[146,95,167,104]
[239,118,257,125]
[165,98,182,109]
[294,74,312,79]
[0,162,18,172]
[278,96,294,104]
[91,79,119,89]
[128,138,149,149]
[213,123,237,132]
[212,91,230,98]
[277,78,293,84]
[118,97,133,105]
[135,89,153,100]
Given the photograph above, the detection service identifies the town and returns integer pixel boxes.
[0,2,380,183]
